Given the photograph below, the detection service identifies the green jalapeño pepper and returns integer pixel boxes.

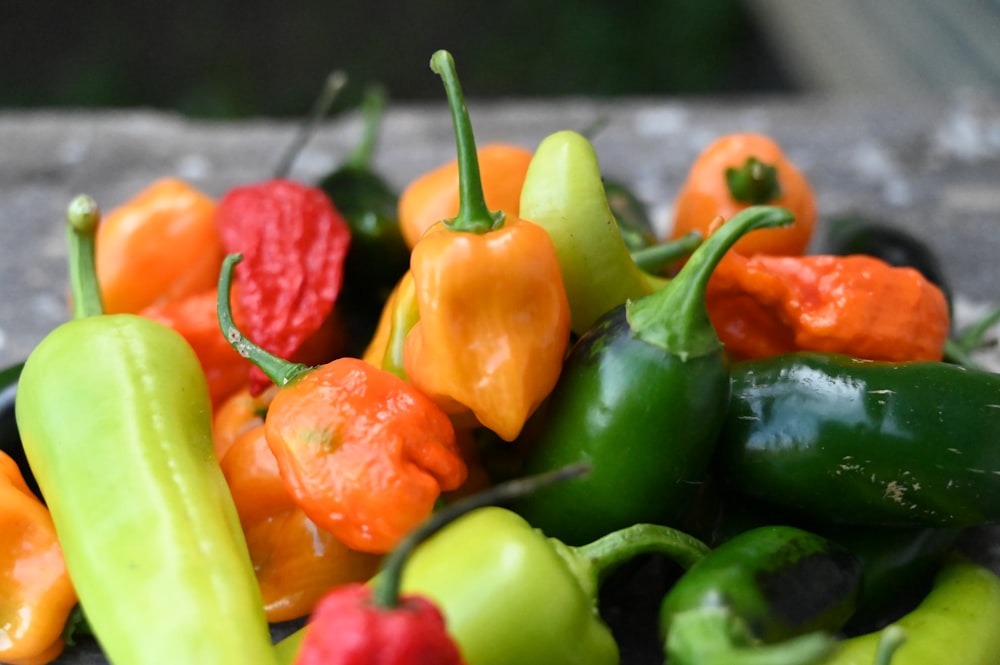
[519,129,659,334]
[717,351,1000,527]
[660,525,860,665]
[512,205,793,546]
[16,196,276,665]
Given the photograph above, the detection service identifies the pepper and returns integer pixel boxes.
[219,423,380,622]
[517,129,656,334]
[398,141,533,249]
[705,251,950,362]
[215,178,352,395]
[659,525,858,665]
[280,500,710,665]
[212,383,276,461]
[512,205,793,546]
[94,177,223,314]
[818,556,1000,664]
[668,133,816,256]
[402,51,571,442]
[0,451,77,665]
[603,177,659,251]
[0,361,39,500]
[716,351,1000,527]
[318,85,411,354]
[15,195,276,665]
[218,253,468,553]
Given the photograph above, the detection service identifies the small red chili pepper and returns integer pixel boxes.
[215,178,351,395]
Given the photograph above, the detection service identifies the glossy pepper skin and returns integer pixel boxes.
[518,130,654,334]
[219,423,381,622]
[705,251,950,362]
[403,51,571,442]
[16,196,276,665]
[218,254,468,554]
[0,451,77,665]
[717,351,1000,527]
[669,133,816,256]
[818,557,1000,665]
[512,205,793,546]
[659,525,858,665]
[95,177,223,314]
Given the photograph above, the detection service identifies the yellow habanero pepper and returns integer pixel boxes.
[403,51,570,442]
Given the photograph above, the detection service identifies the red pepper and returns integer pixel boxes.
[215,178,351,395]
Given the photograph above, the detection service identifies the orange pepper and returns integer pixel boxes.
[96,178,223,314]
[398,143,533,248]
[219,425,380,622]
[0,452,77,665]
[212,384,277,461]
[705,251,951,362]
[669,133,816,257]
[402,52,571,443]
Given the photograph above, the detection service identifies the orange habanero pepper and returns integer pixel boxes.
[669,133,816,257]
[96,178,223,314]
[1,452,77,665]
[219,424,380,622]
[398,143,533,248]
[402,51,571,443]
[218,256,467,555]
[705,251,951,362]
[212,384,278,462]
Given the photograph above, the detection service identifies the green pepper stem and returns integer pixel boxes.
[429,49,503,234]
[371,462,591,609]
[66,194,105,320]
[726,156,782,205]
[626,205,793,358]
[575,523,710,586]
[273,70,348,179]
[344,84,387,171]
[216,253,310,387]
[665,608,834,665]
[873,625,907,665]
[630,231,703,273]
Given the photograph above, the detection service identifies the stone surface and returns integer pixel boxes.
[1,95,999,664]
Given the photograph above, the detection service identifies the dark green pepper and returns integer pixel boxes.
[717,351,1000,527]
[0,360,43,501]
[659,525,859,665]
[318,85,410,353]
[512,205,793,546]
[603,177,658,251]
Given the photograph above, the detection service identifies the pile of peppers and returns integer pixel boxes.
[3,48,1000,665]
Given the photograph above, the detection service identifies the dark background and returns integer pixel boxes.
[0,0,795,118]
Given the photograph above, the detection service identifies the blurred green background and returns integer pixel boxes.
[0,0,794,118]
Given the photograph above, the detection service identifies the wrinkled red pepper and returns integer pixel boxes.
[215,179,351,394]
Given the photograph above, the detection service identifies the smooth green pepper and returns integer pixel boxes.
[15,196,276,665]
[602,177,657,251]
[277,506,709,665]
[818,556,1000,664]
[660,525,859,665]
[518,129,658,334]
[512,205,793,545]
[717,351,1000,527]
[318,85,410,354]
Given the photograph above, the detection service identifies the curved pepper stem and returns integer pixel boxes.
[344,84,388,171]
[66,194,105,320]
[626,205,793,359]
[429,49,504,234]
[216,253,310,387]
[630,231,704,274]
[575,522,710,586]
[726,156,782,204]
[372,463,590,608]
[273,70,348,179]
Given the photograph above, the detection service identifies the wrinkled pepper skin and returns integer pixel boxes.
[16,197,276,665]
[513,206,793,546]
[659,525,860,664]
[717,352,1000,527]
[818,557,1000,665]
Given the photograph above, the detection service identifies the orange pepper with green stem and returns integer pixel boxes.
[219,424,380,622]
[668,133,816,257]
[0,451,77,665]
[96,178,223,314]
[705,250,950,362]
[402,50,571,442]
[218,254,468,554]
[398,142,533,248]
